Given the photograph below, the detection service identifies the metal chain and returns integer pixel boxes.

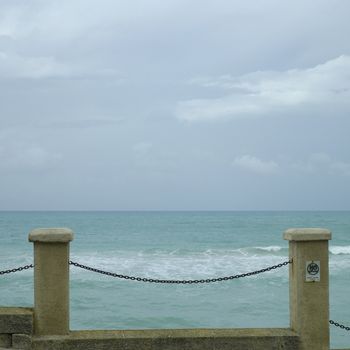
[3,261,349,332]
[330,320,350,331]
[69,260,291,284]
[0,261,346,331]
[0,264,34,275]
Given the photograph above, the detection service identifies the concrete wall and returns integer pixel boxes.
[0,308,301,350]
[32,328,300,350]
[0,307,33,349]
[0,309,300,350]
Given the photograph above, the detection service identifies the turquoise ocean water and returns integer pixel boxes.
[0,211,349,348]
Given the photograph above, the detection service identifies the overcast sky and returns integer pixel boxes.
[1,0,350,210]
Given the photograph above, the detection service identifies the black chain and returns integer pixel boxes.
[69,260,291,284]
[0,264,34,275]
[330,320,350,331]
[3,261,350,332]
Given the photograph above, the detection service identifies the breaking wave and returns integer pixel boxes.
[329,246,350,255]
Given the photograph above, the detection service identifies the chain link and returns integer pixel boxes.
[330,320,350,331]
[3,261,350,333]
[69,260,291,284]
[0,264,34,275]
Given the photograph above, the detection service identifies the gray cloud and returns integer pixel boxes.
[1,0,350,210]
[177,56,350,122]
[292,153,350,177]
[0,51,123,80]
[0,51,71,79]
[233,155,280,175]
[47,118,124,129]
[231,153,350,177]
[0,141,62,171]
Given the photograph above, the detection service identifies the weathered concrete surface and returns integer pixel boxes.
[29,228,74,243]
[284,228,331,241]
[32,328,300,350]
[0,333,11,347]
[30,228,73,335]
[285,228,330,350]
[12,333,32,349]
[0,308,33,334]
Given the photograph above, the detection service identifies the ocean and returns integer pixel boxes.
[0,211,349,348]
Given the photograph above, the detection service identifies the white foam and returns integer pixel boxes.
[70,248,290,282]
[329,246,350,255]
[254,246,283,252]
[237,246,288,257]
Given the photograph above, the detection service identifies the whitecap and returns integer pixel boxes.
[254,246,284,253]
[329,246,350,255]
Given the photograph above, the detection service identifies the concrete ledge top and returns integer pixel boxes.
[32,329,300,350]
[283,228,332,241]
[29,228,74,243]
[0,307,33,315]
[34,328,299,340]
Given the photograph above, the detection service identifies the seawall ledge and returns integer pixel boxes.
[31,328,300,350]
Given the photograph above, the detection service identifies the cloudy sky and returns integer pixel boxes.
[1,0,350,210]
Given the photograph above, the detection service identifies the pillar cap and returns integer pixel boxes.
[283,228,331,241]
[29,228,74,243]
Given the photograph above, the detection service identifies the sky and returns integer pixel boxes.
[0,0,350,210]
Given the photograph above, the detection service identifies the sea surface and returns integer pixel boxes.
[0,211,349,348]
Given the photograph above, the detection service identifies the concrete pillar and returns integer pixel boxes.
[284,228,331,350]
[29,228,74,336]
